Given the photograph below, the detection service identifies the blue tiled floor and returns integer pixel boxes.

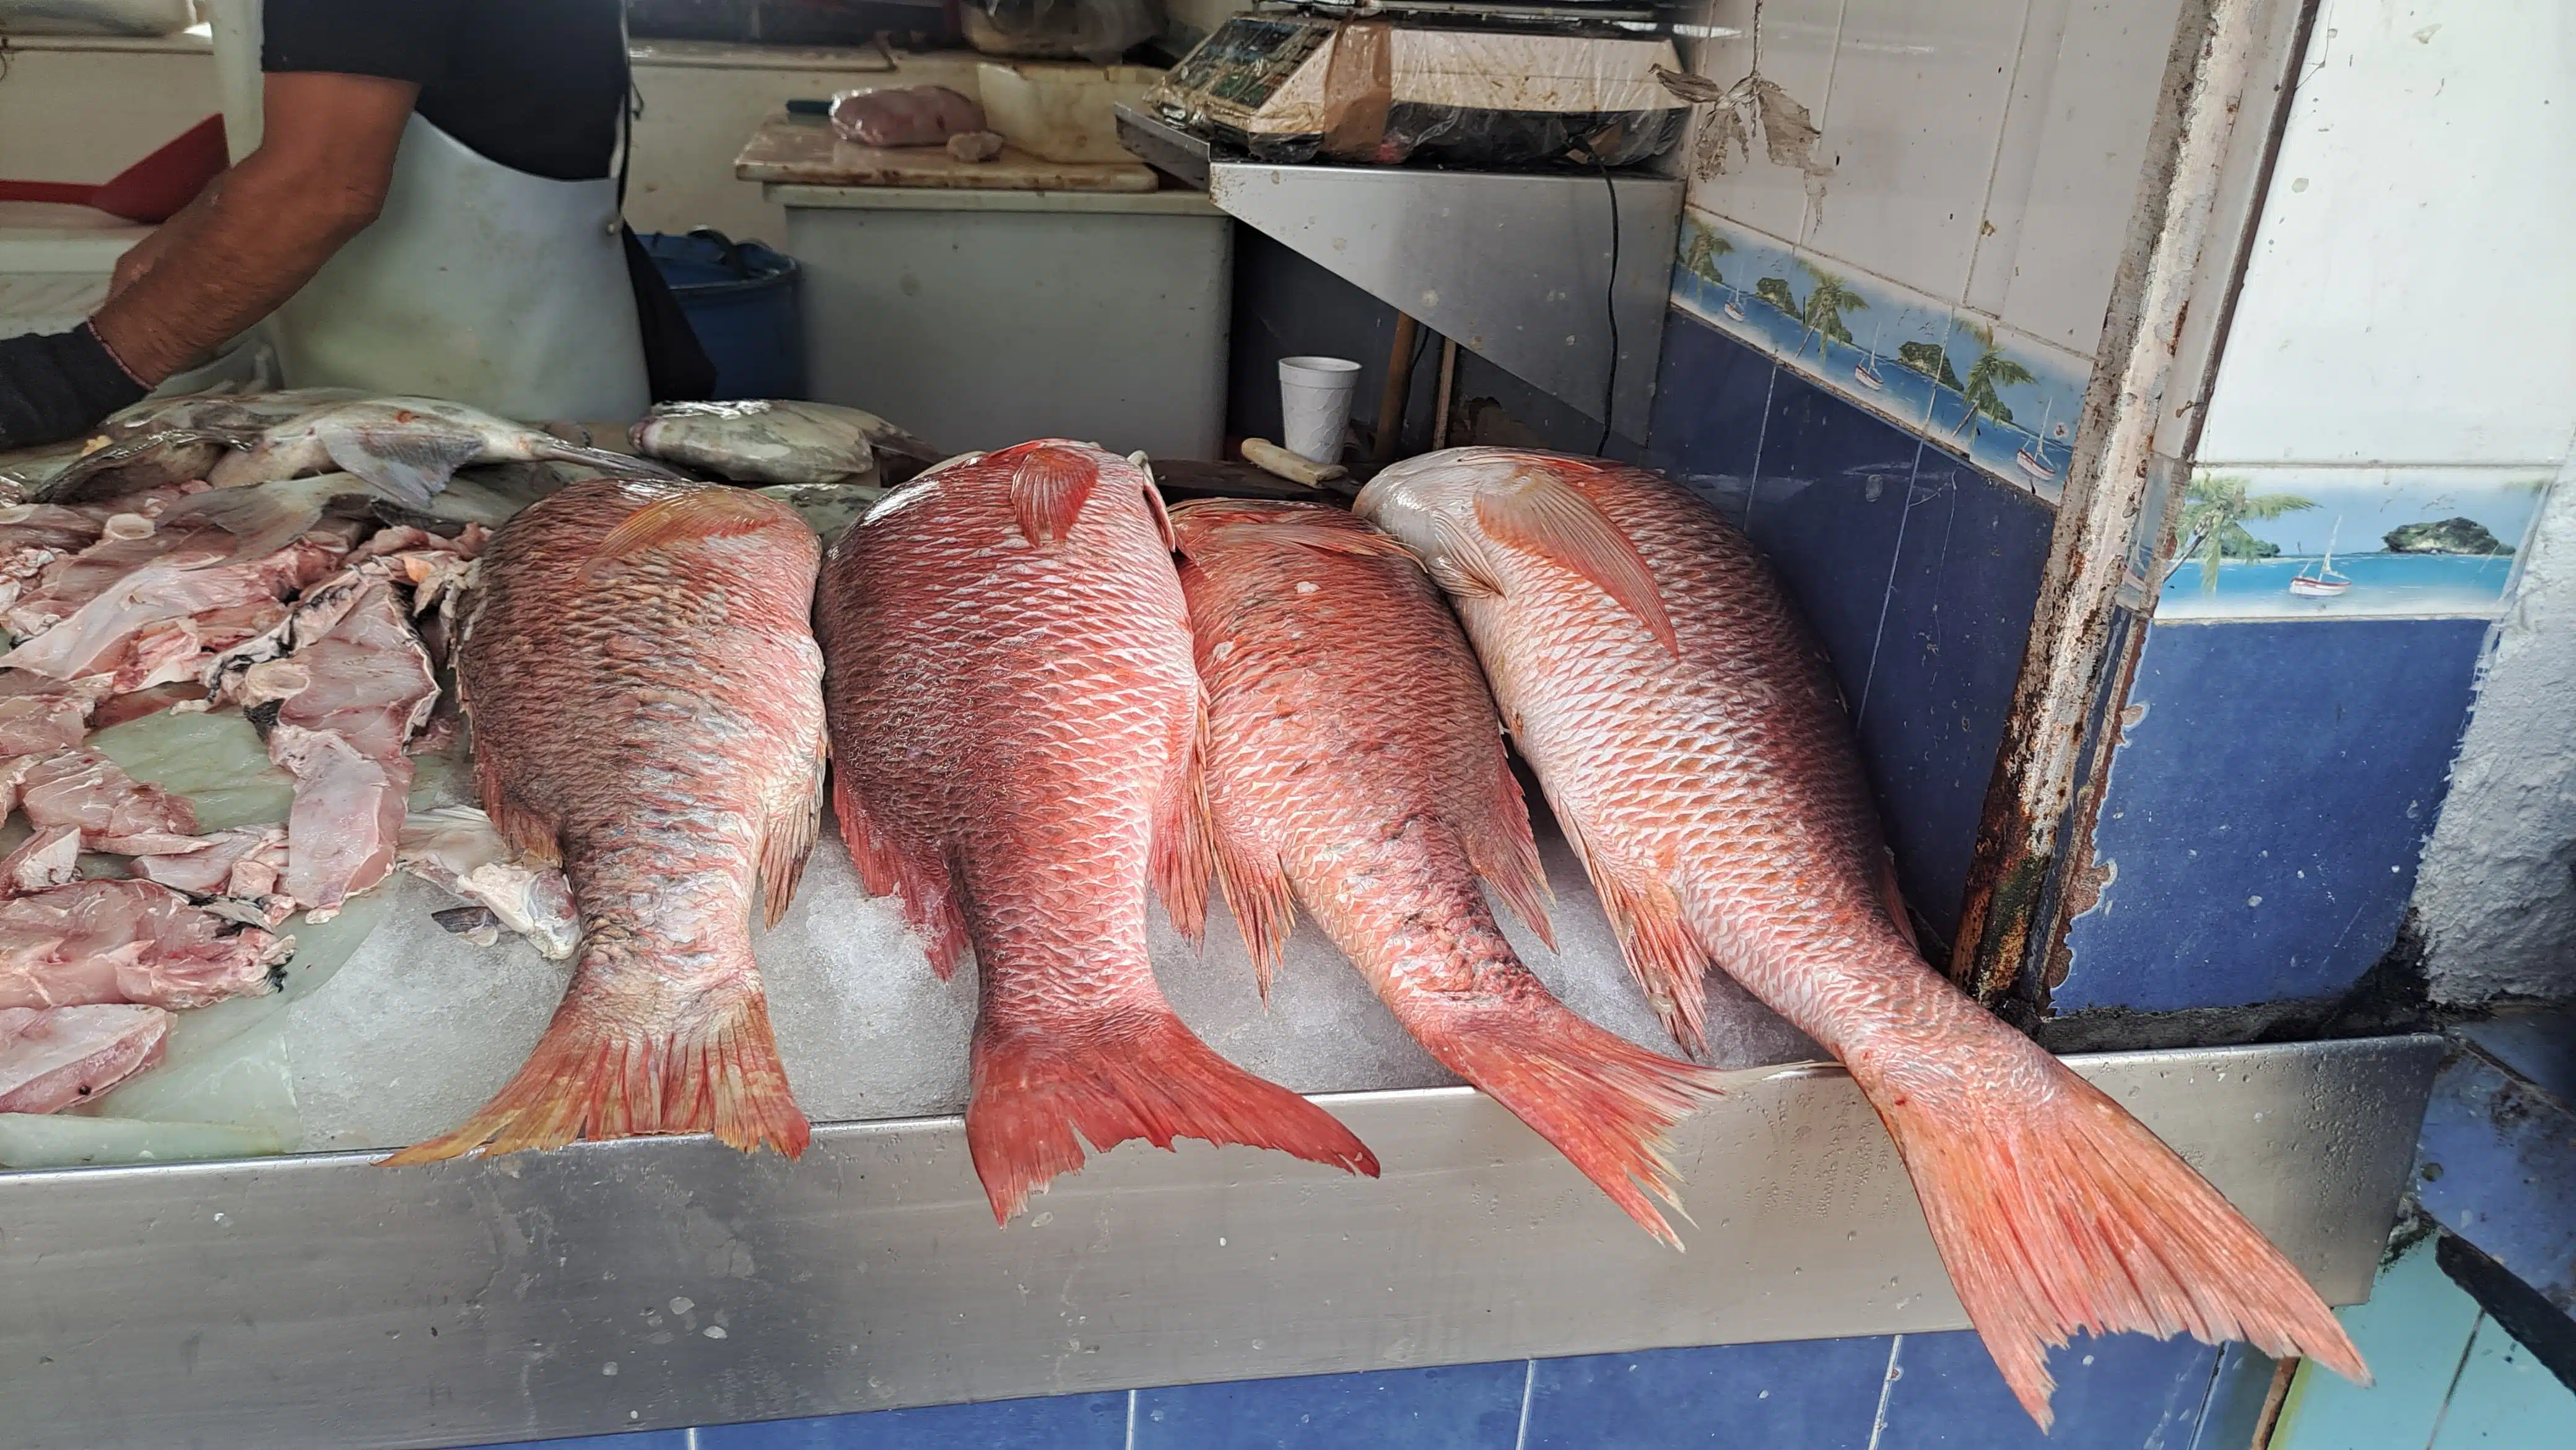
[1132,1361,1526,1449]
[1520,1336,1890,1449]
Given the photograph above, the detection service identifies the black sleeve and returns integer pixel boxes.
[261,0,459,84]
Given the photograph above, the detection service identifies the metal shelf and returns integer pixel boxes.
[1118,105,1679,441]
[0,1035,2438,1450]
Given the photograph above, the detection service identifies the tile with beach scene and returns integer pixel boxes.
[2154,465,2549,620]
[1669,208,2087,502]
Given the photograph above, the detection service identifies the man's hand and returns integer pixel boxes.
[89,71,417,388]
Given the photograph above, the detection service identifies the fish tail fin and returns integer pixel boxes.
[1863,1024,2369,1429]
[1426,998,1723,1248]
[1460,755,1555,949]
[965,1009,1378,1224]
[382,970,811,1165]
[833,771,970,978]
[1151,693,1215,944]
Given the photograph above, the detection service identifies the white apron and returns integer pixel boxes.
[210,5,651,421]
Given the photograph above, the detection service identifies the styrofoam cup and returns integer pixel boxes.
[1279,356,1362,464]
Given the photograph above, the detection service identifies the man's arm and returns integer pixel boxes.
[94,71,419,384]
[0,72,415,450]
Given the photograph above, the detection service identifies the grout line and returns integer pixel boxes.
[1853,436,1931,725]
[2419,1312,2487,1450]
[1513,1358,1538,1450]
[1863,1334,1904,1450]
[684,1429,700,1450]
[1125,1388,1139,1450]
[1739,358,1781,532]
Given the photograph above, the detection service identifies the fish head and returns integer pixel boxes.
[1352,448,1541,599]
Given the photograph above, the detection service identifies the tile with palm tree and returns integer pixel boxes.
[2154,465,2548,620]
[1669,209,1799,357]
[1922,313,2087,500]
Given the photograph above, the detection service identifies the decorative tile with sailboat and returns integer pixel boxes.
[1670,208,2088,501]
[2155,466,2547,620]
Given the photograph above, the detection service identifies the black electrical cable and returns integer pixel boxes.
[1586,145,1621,456]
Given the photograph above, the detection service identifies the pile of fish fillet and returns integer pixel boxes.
[0,397,2368,1426]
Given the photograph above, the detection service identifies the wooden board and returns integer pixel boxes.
[733,115,1157,193]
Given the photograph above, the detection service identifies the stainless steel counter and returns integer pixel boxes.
[0,1033,2439,1450]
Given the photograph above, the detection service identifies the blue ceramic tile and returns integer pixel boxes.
[2056,615,2488,1012]
[2272,1232,2482,1450]
[2415,1048,2576,1307]
[1645,309,1776,513]
[468,1434,688,1450]
[1854,446,2055,942]
[1132,1361,1526,1450]
[1875,1329,2220,1450]
[2186,1344,2281,1450]
[2453,1009,2576,1105]
[695,1392,1127,1450]
[1521,1337,1890,1450]
[1741,363,1926,711]
[2427,1314,2576,1448]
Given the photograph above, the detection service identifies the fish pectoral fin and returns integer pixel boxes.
[832,771,970,979]
[1471,468,1679,653]
[326,430,482,508]
[152,477,342,564]
[1458,755,1556,950]
[583,487,788,578]
[1227,514,1421,562]
[757,749,829,929]
[1007,445,1100,548]
[1150,690,1216,944]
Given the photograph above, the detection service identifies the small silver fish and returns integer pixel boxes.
[206,397,671,500]
[26,389,371,503]
[631,399,945,488]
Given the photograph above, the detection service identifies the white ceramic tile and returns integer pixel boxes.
[1985,0,2188,354]
[1798,0,2030,305]
[2200,0,2576,466]
[1677,0,1848,247]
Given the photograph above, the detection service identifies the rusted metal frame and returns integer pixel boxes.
[1949,0,2320,1002]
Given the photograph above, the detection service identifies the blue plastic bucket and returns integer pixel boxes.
[640,229,805,401]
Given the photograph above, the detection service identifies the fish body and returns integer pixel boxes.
[816,441,1375,1222]
[1170,498,1721,1243]
[633,399,946,489]
[16,389,368,503]
[1356,448,2366,1425]
[205,396,672,503]
[385,478,824,1162]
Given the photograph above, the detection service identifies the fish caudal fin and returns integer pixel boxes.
[1427,1000,1721,1248]
[965,1010,1378,1224]
[1866,1041,2368,1428]
[381,975,811,1164]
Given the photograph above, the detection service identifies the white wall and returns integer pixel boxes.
[0,33,222,184]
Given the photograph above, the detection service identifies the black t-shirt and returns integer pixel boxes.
[261,0,627,182]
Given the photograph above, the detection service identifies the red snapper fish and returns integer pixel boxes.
[386,479,825,1162]
[1355,447,2365,1426]
[1170,498,1721,1244]
[815,441,1377,1223]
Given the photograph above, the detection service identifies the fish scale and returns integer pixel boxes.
[817,441,1376,1224]
[1357,446,2367,1428]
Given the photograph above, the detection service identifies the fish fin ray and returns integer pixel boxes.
[1459,755,1555,950]
[1425,997,1722,1247]
[1557,813,1707,1053]
[381,974,810,1163]
[1009,445,1100,549]
[1473,468,1678,652]
[757,747,827,929]
[477,760,560,869]
[832,771,969,978]
[1204,796,1297,1001]
[150,477,338,563]
[1863,1031,2369,1428]
[584,487,787,578]
[1150,689,1215,945]
[324,431,479,508]
[544,443,683,480]
[965,1007,1377,1224]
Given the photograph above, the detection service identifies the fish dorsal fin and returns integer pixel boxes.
[1009,445,1099,548]
[1473,466,1679,653]
[583,487,781,578]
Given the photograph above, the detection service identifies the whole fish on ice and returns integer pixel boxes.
[386,477,824,1161]
[632,399,945,489]
[1171,498,1721,1243]
[1357,448,2365,1426]
[6,388,364,501]
[816,441,1377,1222]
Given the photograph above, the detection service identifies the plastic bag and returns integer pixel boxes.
[829,87,990,149]
[961,0,1162,65]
